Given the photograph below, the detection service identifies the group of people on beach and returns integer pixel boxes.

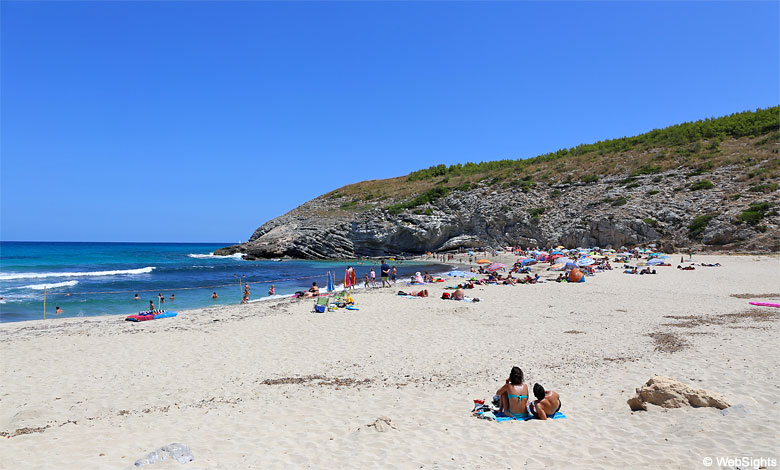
[495,366,561,420]
[344,260,397,290]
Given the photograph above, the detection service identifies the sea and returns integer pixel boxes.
[0,242,450,323]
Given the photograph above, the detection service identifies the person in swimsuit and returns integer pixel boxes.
[527,383,561,420]
[496,366,529,418]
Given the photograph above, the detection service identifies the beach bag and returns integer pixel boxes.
[441,292,450,299]
[314,305,326,313]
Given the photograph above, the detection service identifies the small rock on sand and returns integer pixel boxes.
[363,416,398,432]
[627,376,730,411]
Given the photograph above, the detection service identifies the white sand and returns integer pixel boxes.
[1,254,778,469]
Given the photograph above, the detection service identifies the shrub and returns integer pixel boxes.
[625,182,640,189]
[749,183,779,193]
[647,190,660,196]
[729,194,741,201]
[643,218,659,227]
[551,189,562,198]
[688,214,714,239]
[631,165,661,176]
[611,197,628,207]
[340,201,359,210]
[581,174,599,184]
[737,202,772,226]
[689,180,715,191]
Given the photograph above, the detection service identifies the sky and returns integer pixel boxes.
[1,1,778,243]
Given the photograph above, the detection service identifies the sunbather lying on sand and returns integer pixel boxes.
[528,383,561,420]
[407,289,428,297]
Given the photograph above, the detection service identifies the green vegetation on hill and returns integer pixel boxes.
[321,106,779,215]
[406,106,779,182]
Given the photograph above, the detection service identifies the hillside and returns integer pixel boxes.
[217,107,780,258]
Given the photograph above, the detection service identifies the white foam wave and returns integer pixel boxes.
[0,266,155,281]
[22,280,79,290]
[188,253,244,260]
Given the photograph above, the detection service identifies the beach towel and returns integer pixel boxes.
[475,410,567,421]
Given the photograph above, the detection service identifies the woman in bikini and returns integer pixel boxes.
[496,366,529,418]
[527,383,561,420]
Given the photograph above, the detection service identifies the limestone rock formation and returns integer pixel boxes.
[214,166,779,259]
[627,376,731,411]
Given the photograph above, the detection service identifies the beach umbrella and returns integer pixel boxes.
[591,254,605,259]
[647,259,664,265]
[557,257,573,265]
[550,263,566,271]
[551,250,564,255]
[521,258,537,266]
[486,263,507,272]
[577,257,595,267]
[477,259,492,264]
[564,261,578,270]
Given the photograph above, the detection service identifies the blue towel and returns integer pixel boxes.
[477,410,566,421]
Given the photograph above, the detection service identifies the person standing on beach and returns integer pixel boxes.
[380,260,391,288]
[370,268,376,288]
[391,266,397,285]
[242,283,250,304]
[345,266,354,291]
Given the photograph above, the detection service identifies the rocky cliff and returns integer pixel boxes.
[216,109,780,259]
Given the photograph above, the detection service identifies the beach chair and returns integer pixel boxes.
[313,295,329,313]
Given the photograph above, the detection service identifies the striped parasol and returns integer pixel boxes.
[486,263,507,272]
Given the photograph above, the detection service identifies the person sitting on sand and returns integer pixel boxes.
[304,282,320,298]
[451,285,466,300]
[496,366,530,419]
[528,383,561,420]
[555,273,566,282]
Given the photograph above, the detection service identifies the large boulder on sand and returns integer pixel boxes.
[627,376,731,411]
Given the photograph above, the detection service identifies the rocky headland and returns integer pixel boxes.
[217,107,779,259]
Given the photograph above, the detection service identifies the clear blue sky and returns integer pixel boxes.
[2,1,778,243]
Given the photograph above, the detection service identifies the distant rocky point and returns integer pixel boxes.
[217,107,779,259]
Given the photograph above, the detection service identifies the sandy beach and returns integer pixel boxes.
[1,254,778,469]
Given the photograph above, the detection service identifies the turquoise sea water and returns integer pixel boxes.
[0,242,448,323]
